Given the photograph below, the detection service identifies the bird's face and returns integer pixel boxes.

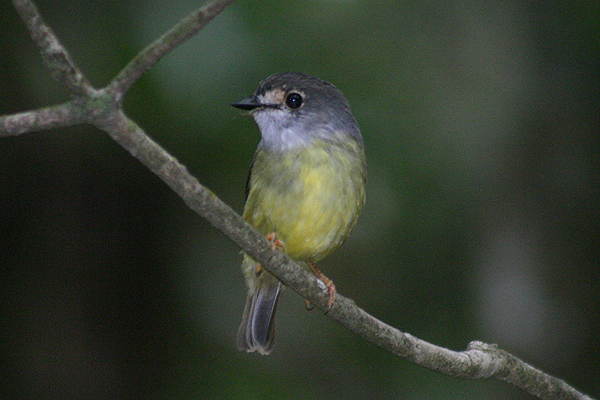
[249,87,311,151]
[232,72,362,152]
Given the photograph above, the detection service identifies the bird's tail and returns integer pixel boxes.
[236,276,283,355]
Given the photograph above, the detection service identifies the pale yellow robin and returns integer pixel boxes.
[232,72,366,354]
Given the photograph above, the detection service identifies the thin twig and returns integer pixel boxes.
[11,0,93,95]
[0,102,83,137]
[106,0,237,103]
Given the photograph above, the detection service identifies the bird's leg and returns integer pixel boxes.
[307,260,336,312]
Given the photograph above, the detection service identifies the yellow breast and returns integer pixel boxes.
[243,139,366,261]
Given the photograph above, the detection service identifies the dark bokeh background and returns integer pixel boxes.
[1,0,599,399]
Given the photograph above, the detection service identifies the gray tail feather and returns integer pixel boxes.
[236,281,283,355]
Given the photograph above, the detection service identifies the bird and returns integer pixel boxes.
[232,72,366,354]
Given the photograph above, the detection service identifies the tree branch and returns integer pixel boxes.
[94,111,593,400]
[0,1,594,399]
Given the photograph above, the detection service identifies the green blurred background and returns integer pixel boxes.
[1,0,599,398]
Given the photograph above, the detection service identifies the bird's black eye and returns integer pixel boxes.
[285,92,303,109]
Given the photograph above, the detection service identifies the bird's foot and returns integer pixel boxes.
[307,260,336,313]
[266,232,285,252]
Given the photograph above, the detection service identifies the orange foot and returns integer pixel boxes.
[253,233,285,277]
[266,232,285,252]
[307,260,336,312]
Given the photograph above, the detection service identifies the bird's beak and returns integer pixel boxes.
[231,97,262,111]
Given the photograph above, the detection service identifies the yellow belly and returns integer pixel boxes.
[243,139,366,261]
